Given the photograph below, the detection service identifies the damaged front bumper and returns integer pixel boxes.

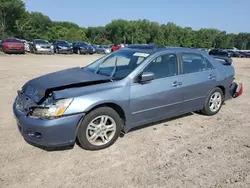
[13,101,84,147]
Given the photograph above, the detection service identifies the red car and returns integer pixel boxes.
[111,43,120,52]
[243,52,250,58]
[111,43,126,52]
[2,38,25,54]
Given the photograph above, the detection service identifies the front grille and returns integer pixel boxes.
[41,46,50,49]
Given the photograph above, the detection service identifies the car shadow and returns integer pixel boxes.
[127,112,194,134]
[24,139,74,152]
[24,112,195,152]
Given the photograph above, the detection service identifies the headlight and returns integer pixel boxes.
[30,98,73,119]
[36,45,41,49]
[50,46,54,49]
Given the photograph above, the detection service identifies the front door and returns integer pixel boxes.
[128,53,183,129]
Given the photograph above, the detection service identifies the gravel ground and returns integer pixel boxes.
[0,53,249,188]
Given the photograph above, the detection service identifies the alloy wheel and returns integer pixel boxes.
[86,115,116,146]
[209,92,222,112]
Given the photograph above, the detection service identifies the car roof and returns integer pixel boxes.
[34,39,46,40]
[3,38,21,42]
[124,44,208,55]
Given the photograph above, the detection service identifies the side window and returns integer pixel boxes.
[143,53,179,79]
[182,53,213,74]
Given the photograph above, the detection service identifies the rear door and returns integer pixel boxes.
[178,52,217,113]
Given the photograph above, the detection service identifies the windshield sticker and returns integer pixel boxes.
[133,52,150,57]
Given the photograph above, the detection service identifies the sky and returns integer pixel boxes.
[24,0,250,34]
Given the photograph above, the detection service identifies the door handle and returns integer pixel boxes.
[208,74,216,80]
[172,81,182,87]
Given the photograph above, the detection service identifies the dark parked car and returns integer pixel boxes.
[52,40,73,54]
[1,38,25,54]
[30,39,54,54]
[209,49,230,57]
[227,50,244,58]
[72,42,95,54]
[13,45,243,150]
[238,51,250,58]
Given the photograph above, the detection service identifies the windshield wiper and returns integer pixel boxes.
[109,57,118,79]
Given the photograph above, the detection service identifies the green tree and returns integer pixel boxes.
[0,0,25,37]
[1,0,250,50]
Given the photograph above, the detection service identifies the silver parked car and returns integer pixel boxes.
[13,44,243,150]
[96,45,111,54]
[30,39,54,54]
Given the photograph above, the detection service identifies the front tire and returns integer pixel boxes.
[201,87,224,116]
[77,107,123,150]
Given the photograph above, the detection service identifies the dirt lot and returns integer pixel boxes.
[0,53,249,188]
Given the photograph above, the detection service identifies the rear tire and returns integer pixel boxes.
[201,87,224,116]
[77,107,123,150]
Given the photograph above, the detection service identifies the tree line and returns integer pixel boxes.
[1,0,250,49]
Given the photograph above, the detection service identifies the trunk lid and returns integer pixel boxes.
[213,56,232,66]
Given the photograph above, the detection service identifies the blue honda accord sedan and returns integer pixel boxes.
[13,44,243,150]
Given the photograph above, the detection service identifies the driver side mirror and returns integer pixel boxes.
[138,72,154,83]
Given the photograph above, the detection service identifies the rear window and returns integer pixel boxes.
[4,39,21,43]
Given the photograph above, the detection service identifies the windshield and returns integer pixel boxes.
[4,39,21,43]
[78,42,88,46]
[85,50,149,79]
[57,40,69,45]
[34,39,49,44]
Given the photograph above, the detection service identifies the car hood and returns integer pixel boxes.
[22,67,110,103]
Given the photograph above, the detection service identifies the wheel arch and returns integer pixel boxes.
[75,102,127,143]
[85,102,127,126]
[216,85,225,97]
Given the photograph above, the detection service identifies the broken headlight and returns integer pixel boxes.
[30,98,73,118]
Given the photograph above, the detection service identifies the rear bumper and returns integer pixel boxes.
[4,49,25,54]
[224,81,243,101]
[13,103,84,147]
[230,82,243,98]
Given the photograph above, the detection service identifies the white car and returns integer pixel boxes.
[19,39,30,52]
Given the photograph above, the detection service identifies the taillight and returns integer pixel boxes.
[237,83,243,97]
